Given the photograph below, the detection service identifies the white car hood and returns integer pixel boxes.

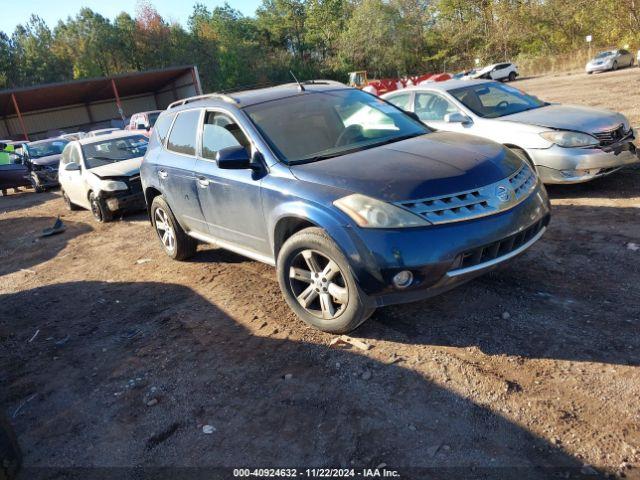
[89,157,143,178]
[499,104,628,134]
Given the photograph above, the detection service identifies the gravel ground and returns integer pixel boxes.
[1,70,639,480]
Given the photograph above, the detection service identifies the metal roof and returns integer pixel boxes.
[0,66,196,116]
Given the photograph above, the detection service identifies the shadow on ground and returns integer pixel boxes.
[0,216,93,276]
[0,281,601,479]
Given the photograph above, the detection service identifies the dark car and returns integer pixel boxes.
[0,141,31,194]
[141,82,550,333]
[17,138,69,192]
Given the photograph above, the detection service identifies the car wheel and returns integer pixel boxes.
[277,227,375,333]
[508,72,516,82]
[612,61,618,71]
[30,172,45,193]
[62,190,80,211]
[150,195,197,261]
[89,192,112,223]
[0,414,22,480]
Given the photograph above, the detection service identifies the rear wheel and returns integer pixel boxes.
[89,192,112,222]
[277,227,374,333]
[150,196,197,261]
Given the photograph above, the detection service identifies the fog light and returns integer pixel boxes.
[392,270,413,289]
[106,198,120,211]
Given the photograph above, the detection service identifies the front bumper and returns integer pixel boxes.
[101,190,146,213]
[31,169,59,188]
[344,183,550,307]
[527,141,640,184]
[586,63,612,73]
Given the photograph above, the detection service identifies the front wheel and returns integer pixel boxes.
[508,72,516,82]
[30,172,45,193]
[150,196,197,260]
[89,192,112,223]
[612,61,618,71]
[277,227,374,333]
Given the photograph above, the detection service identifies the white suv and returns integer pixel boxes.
[473,62,519,82]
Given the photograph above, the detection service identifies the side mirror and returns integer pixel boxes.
[216,146,251,169]
[444,112,472,124]
[65,162,80,171]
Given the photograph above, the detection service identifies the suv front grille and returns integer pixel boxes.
[593,124,630,146]
[457,216,548,270]
[394,164,537,225]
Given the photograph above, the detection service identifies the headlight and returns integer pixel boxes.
[540,130,598,148]
[100,180,128,191]
[334,194,430,228]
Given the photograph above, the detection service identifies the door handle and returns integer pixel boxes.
[158,169,168,179]
[197,176,210,188]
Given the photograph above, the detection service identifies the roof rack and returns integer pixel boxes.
[167,93,238,110]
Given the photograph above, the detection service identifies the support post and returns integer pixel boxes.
[110,79,126,123]
[191,66,202,95]
[11,93,29,141]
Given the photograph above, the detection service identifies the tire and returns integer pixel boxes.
[612,61,618,71]
[508,146,536,171]
[508,72,516,82]
[277,227,375,333]
[150,195,197,261]
[62,190,80,211]
[89,192,112,223]
[30,172,45,193]
[0,414,21,480]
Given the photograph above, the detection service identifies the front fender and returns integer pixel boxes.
[268,200,385,288]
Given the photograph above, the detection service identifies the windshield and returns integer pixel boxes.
[595,51,615,59]
[82,135,148,169]
[449,83,546,119]
[245,89,429,164]
[26,139,69,159]
[147,112,160,127]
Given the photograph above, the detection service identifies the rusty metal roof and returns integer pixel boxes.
[0,66,195,116]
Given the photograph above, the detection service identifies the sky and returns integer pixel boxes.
[0,0,263,34]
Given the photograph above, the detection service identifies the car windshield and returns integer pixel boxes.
[26,139,69,158]
[147,112,160,127]
[82,135,148,169]
[245,89,429,164]
[595,51,615,59]
[449,83,547,119]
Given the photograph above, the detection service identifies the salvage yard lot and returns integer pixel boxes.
[1,69,640,478]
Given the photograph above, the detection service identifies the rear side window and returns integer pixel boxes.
[386,93,411,110]
[155,113,175,145]
[167,110,200,156]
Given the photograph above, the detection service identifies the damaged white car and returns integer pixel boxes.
[58,132,148,221]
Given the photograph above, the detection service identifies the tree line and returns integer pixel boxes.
[1,0,639,92]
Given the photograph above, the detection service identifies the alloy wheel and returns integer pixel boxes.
[289,249,349,320]
[155,207,176,254]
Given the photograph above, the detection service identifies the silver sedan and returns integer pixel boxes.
[383,80,639,184]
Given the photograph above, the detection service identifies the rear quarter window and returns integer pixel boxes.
[167,110,200,156]
[154,113,175,145]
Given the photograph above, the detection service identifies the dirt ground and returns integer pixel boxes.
[1,69,640,480]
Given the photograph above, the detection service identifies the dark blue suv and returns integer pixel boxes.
[141,82,550,333]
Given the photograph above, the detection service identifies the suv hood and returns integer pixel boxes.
[500,104,628,134]
[90,157,143,178]
[290,132,521,202]
[31,153,62,167]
